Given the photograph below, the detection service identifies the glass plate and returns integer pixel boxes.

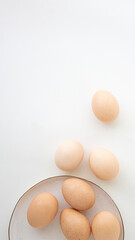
[8,175,124,240]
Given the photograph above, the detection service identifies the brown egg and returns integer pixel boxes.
[55,140,84,171]
[27,193,58,228]
[92,90,119,122]
[60,208,91,240]
[62,178,95,210]
[89,148,119,181]
[92,211,120,240]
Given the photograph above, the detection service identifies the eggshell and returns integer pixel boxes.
[92,90,119,122]
[62,178,95,210]
[27,193,58,228]
[60,208,91,240]
[92,211,120,240]
[55,140,84,171]
[89,148,119,181]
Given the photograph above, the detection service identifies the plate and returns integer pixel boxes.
[8,176,124,240]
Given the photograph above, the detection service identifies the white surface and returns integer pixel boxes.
[0,0,135,239]
[9,176,124,240]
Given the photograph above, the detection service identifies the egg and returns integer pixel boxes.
[27,193,58,228]
[89,148,119,181]
[55,140,84,171]
[92,90,119,122]
[60,208,91,240]
[92,211,120,240]
[62,178,95,210]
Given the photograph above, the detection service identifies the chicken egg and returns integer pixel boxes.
[89,148,119,181]
[27,193,58,228]
[92,90,119,122]
[60,208,91,240]
[62,178,95,210]
[55,140,84,171]
[92,211,120,240]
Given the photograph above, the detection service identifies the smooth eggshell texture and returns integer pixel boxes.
[89,148,119,181]
[62,178,95,211]
[27,193,58,228]
[92,90,119,122]
[92,211,120,240]
[60,208,91,240]
[55,140,84,171]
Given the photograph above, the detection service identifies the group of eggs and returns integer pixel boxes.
[55,89,120,181]
[27,178,120,240]
[27,90,121,239]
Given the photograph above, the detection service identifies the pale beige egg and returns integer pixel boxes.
[55,140,84,171]
[62,178,95,211]
[92,90,119,122]
[60,208,91,240]
[89,148,119,181]
[92,211,120,240]
[27,193,58,228]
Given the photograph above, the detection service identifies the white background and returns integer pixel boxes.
[0,0,135,239]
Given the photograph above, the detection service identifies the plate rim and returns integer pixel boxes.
[8,175,125,240]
